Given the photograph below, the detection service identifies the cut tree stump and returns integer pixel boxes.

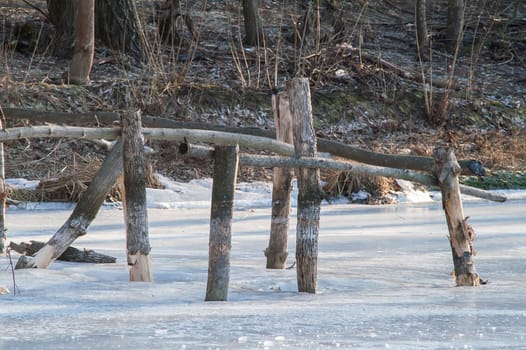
[15,140,124,269]
[9,240,116,264]
[434,148,480,286]
[288,78,322,294]
[205,145,239,301]
[265,92,294,269]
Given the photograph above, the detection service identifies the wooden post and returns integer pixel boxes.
[287,78,322,293]
[434,148,480,286]
[121,110,152,282]
[205,145,239,301]
[15,140,124,269]
[265,93,294,269]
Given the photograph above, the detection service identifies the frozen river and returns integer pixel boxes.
[1,197,525,349]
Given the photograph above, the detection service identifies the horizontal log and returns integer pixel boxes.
[9,240,116,263]
[180,144,506,202]
[3,108,483,176]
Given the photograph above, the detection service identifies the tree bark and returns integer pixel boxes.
[69,0,95,85]
[415,0,428,61]
[288,78,322,294]
[47,0,77,57]
[446,0,465,54]
[15,140,124,269]
[0,119,5,255]
[9,240,116,263]
[242,0,264,46]
[434,148,480,286]
[121,111,152,282]
[95,0,147,61]
[205,145,239,301]
[265,93,294,269]
[47,0,146,60]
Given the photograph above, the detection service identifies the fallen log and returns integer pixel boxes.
[9,240,116,263]
[2,108,484,176]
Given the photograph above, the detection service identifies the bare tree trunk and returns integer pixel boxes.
[265,93,294,269]
[446,0,465,54]
[0,120,5,255]
[95,0,147,61]
[205,145,239,301]
[69,0,95,85]
[415,0,428,61]
[15,140,123,269]
[122,111,152,282]
[242,0,264,46]
[287,78,322,294]
[47,0,77,57]
[434,148,480,286]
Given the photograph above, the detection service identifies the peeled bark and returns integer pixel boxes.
[288,78,322,294]
[434,148,480,286]
[265,93,294,269]
[69,0,95,85]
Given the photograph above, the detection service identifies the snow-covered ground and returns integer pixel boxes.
[1,177,526,349]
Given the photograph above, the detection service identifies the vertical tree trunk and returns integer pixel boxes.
[415,0,428,61]
[47,0,146,61]
[0,119,6,255]
[15,141,124,269]
[69,0,95,85]
[287,78,322,294]
[446,0,465,54]
[122,111,152,282]
[434,148,480,286]
[265,93,294,269]
[47,0,77,57]
[95,0,147,61]
[242,0,264,46]
[205,145,239,301]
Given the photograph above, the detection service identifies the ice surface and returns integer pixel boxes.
[1,179,525,349]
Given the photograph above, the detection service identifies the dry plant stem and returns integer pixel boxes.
[434,148,480,286]
[288,78,321,294]
[121,111,152,282]
[15,140,124,269]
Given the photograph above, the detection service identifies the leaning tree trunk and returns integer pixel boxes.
[15,140,124,269]
[69,0,95,85]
